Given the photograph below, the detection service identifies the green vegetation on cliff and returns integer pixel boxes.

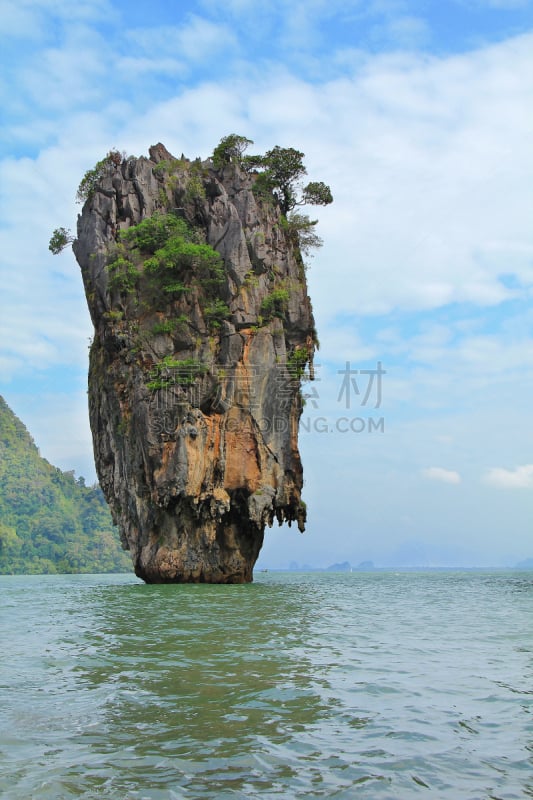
[103,211,225,308]
[0,396,130,574]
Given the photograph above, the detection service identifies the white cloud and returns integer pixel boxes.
[315,324,378,364]
[125,16,237,63]
[314,34,533,317]
[369,14,431,49]
[422,467,462,484]
[0,0,114,39]
[0,139,108,383]
[484,464,533,488]
[0,1,46,39]
[19,26,110,112]
[116,56,186,79]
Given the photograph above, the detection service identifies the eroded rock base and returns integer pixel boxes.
[132,521,264,584]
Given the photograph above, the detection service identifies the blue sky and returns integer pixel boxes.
[1,0,533,568]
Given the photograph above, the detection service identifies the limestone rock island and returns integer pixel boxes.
[71,138,331,583]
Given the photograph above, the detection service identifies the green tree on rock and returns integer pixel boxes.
[212,134,254,169]
[48,227,74,254]
[256,146,333,214]
[211,135,333,217]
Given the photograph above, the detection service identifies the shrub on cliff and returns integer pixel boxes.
[282,212,323,257]
[121,212,194,253]
[104,212,225,305]
[76,149,124,204]
[48,227,74,254]
[134,214,225,295]
[260,287,290,319]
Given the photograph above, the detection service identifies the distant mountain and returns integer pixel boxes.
[0,396,130,574]
[326,561,352,572]
[325,561,376,572]
[287,560,376,572]
[353,561,375,571]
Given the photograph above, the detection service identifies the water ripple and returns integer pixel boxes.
[1,570,532,798]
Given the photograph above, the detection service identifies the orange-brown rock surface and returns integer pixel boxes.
[73,144,316,582]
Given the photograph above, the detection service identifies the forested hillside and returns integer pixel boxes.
[0,396,130,574]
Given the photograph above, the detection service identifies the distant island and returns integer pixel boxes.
[288,561,376,572]
[285,560,533,571]
[0,396,130,574]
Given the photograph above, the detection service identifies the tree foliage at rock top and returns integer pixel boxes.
[72,139,332,583]
[212,135,333,215]
[0,396,130,574]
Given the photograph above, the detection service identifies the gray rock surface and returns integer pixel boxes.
[74,144,316,583]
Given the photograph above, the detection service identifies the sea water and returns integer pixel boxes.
[0,570,532,799]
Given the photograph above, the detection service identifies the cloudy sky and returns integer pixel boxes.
[1,0,533,568]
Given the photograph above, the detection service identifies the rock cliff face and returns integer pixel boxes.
[74,143,316,583]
